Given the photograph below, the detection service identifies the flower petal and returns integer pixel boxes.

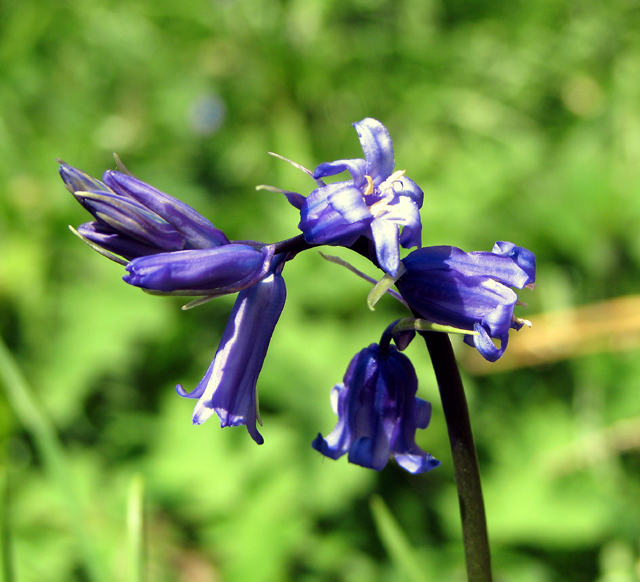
[299,181,371,245]
[59,164,112,195]
[77,221,163,260]
[314,342,438,473]
[395,175,424,209]
[370,218,401,276]
[190,267,287,444]
[103,171,229,249]
[311,384,351,459]
[176,359,213,400]
[313,158,368,189]
[414,398,432,430]
[491,241,536,287]
[393,452,441,474]
[123,244,274,294]
[348,435,391,472]
[466,323,508,362]
[384,348,439,474]
[403,245,534,288]
[353,118,395,184]
[380,197,422,250]
[397,244,535,361]
[76,191,187,251]
[397,251,519,333]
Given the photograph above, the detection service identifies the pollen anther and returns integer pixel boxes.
[363,175,374,196]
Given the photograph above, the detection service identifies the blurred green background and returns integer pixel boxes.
[1,0,640,580]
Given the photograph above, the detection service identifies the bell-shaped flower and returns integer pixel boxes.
[395,242,536,362]
[312,341,440,474]
[176,260,287,444]
[298,118,423,277]
[123,243,275,296]
[59,163,228,260]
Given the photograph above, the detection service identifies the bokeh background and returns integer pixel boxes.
[1,0,640,580]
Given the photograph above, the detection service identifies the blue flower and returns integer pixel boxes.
[123,243,276,296]
[176,259,287,444]
[298,118,423,277]
[395,242,536,362]
[312,341,440,474]
[60,163,228,259]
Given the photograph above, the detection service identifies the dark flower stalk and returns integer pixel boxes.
[420,331,493,582]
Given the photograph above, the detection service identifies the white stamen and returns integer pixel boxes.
[369,199,392,217]
[378,169,406,192]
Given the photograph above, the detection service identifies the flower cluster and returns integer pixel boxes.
[60,162,284,444]
[61,118,535,473]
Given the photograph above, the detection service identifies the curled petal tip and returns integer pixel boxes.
[394,453,441,474]
[352,118,395,183]
[59,163,111,195]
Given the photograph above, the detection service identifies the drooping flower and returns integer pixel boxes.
[395,242,536,362]
[312,336,440,474]
[59,163,228,260]
[176,258,287,444]
[298,118,423,277]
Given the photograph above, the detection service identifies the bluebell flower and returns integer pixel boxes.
[298,118,423,277]
[313,340,440,474]
[60,163,228,260]
[395,242,536,362]
[176,259,287,444]
[123,243,276,296]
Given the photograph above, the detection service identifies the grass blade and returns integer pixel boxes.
[127,473,146,582]
[370,495,428,582]
[0,467,14,582]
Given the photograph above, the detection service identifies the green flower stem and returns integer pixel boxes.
[419,331,492,582]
